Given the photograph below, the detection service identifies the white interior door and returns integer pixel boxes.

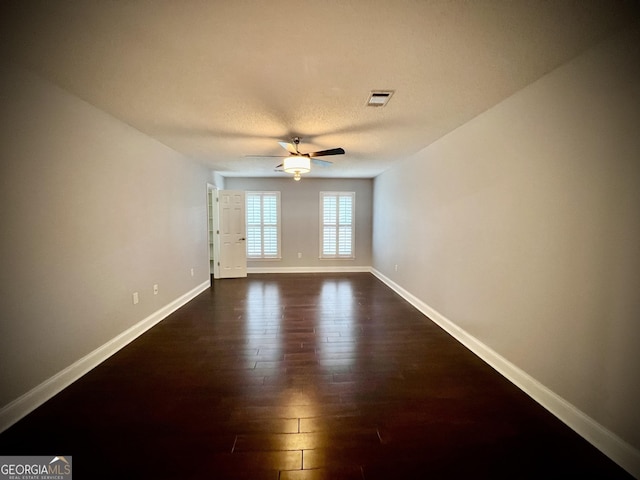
[218,190,247,278]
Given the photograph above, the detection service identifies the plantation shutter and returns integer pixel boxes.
[246,192,280,259]
[320,192,354,258]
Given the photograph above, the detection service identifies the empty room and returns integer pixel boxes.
[1,1,639,479]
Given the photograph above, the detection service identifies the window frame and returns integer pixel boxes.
[319,191,355,260]
[245,191,281,260]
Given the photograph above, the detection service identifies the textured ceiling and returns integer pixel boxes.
[2,1,639,178]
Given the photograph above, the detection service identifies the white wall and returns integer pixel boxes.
[0,65,212,413]
[372,26,640,472]
[225,177,372,270]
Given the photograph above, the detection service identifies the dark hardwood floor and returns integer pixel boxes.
[0,273,631,479]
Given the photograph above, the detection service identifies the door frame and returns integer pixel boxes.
[207,183,221,279]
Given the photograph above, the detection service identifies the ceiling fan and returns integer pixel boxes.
[249,137,345,180]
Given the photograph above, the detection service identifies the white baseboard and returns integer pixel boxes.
[248,266,372,274]
[0,280,211,434]
[370,268,640,479]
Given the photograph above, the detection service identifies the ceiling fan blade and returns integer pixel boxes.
[311,158,333,167]
[308,147,345,157]
[275,163,283,169]
[278,141,298,154]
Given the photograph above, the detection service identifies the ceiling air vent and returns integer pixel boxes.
[367,90,394,107]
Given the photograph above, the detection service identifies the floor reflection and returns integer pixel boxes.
[318,278,358,369]
[245,278,283,369]
[246,279,283,331]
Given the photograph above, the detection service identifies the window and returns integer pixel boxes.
[246,191,281,259]
[320,191,355,259]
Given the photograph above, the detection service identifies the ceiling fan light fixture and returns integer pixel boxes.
[283,155,311,175]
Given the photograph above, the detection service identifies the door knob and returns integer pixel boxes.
[239,237,245,241]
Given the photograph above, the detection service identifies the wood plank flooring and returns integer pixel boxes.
[0,273,631,479]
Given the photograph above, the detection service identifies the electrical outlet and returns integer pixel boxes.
[394,264,398,272]
[132,292,139,304]
[153,284,158,295]
[190,268,194,277]
[298,252,302,259]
